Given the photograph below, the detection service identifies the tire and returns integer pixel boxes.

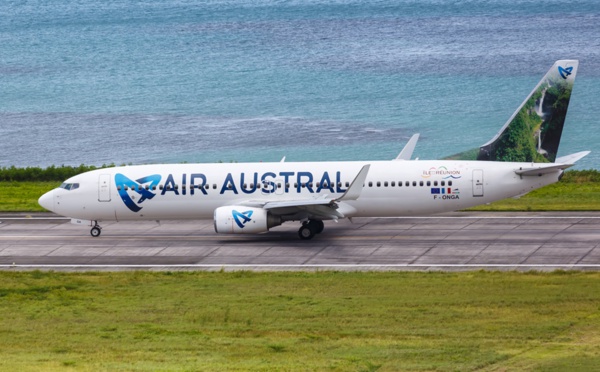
[298,225,314,240]
[311,220,324,234]
[90,227,101,237]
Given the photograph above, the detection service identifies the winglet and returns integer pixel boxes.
[394,134,420,160]
[337,164,370,201]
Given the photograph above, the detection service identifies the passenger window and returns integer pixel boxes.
[448,181,453,186]
[426,181,431,186]
[377,182,381,187]
[368,182,373,187]
[441,181,445,186]
[405,181,410,187]
[434,181,438,186]
[419,181,424,187]
[384,182,388,187]
[412,181,417,187]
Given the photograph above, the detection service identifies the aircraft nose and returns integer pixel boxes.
[38,190,55,212]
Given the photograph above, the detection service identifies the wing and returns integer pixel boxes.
[237,164,370,221]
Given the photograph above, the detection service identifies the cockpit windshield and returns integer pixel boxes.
[59,183,80,191]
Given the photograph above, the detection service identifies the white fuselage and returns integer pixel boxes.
[40,160,558,223]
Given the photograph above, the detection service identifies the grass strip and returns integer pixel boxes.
[0,271,599,371]
[0,182,60,212]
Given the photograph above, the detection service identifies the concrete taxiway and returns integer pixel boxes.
[0,212,599,271]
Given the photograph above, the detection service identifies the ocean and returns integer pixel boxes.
[1,0,599,169]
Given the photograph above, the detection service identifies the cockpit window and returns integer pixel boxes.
[60,183,80,191]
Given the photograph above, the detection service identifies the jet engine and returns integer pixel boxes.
[214,206,282,234]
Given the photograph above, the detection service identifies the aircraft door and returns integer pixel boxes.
[472,169,484,197]
[98,174,111,202]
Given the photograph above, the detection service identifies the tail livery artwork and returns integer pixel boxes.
[39,60,589,240]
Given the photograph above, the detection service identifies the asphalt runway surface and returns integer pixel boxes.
[1,212,599,271]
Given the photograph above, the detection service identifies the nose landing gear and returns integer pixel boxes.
[298,219,325,240]
[90,222,102,237]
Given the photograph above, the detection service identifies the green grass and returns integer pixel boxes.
[0,182,60,212]
[0,271,599,371]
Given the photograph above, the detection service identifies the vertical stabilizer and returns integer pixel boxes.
[447,60,578,163]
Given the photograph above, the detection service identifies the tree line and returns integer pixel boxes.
[0,164,115,182]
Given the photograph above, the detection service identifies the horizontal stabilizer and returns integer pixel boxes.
[394,134,420,161]
[515,163,574,177]
[556,151,590,165]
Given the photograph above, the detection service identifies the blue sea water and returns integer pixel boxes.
[1,0,599,168]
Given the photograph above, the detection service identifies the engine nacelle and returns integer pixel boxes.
[214,206,282,234]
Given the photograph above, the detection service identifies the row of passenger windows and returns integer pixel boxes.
[117,179,453,191]
[367,180,452,188]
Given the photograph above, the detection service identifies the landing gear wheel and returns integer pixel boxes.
[90,226,101,237]
[311,220,324,234]
[298,225,315,240]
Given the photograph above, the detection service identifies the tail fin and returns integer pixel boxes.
[447,60,578,163]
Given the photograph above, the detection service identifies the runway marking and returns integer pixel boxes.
[3,216,600,221]
[2,264,600,269]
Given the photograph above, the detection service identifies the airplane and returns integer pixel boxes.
[38,60,589,240]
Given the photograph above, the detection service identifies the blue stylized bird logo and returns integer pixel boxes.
[115,173,162,213]
[232,210,253,228]
[558,66,573,79]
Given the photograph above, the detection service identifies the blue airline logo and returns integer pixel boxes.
[232,210,253,228]
[558,66,573,79]
[115,173,162,213]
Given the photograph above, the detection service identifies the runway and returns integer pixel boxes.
[1,212,599,271]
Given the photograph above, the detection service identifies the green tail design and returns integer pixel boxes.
[446,60,578,163]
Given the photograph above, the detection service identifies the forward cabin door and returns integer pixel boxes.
[98,174,111,202]
[472,169,484,197]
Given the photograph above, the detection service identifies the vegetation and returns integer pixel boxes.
[0,164,111,182]
[0,270,598,371]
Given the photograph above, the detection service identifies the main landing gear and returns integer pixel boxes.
[298,220,325,240]
[90,221,102,237]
